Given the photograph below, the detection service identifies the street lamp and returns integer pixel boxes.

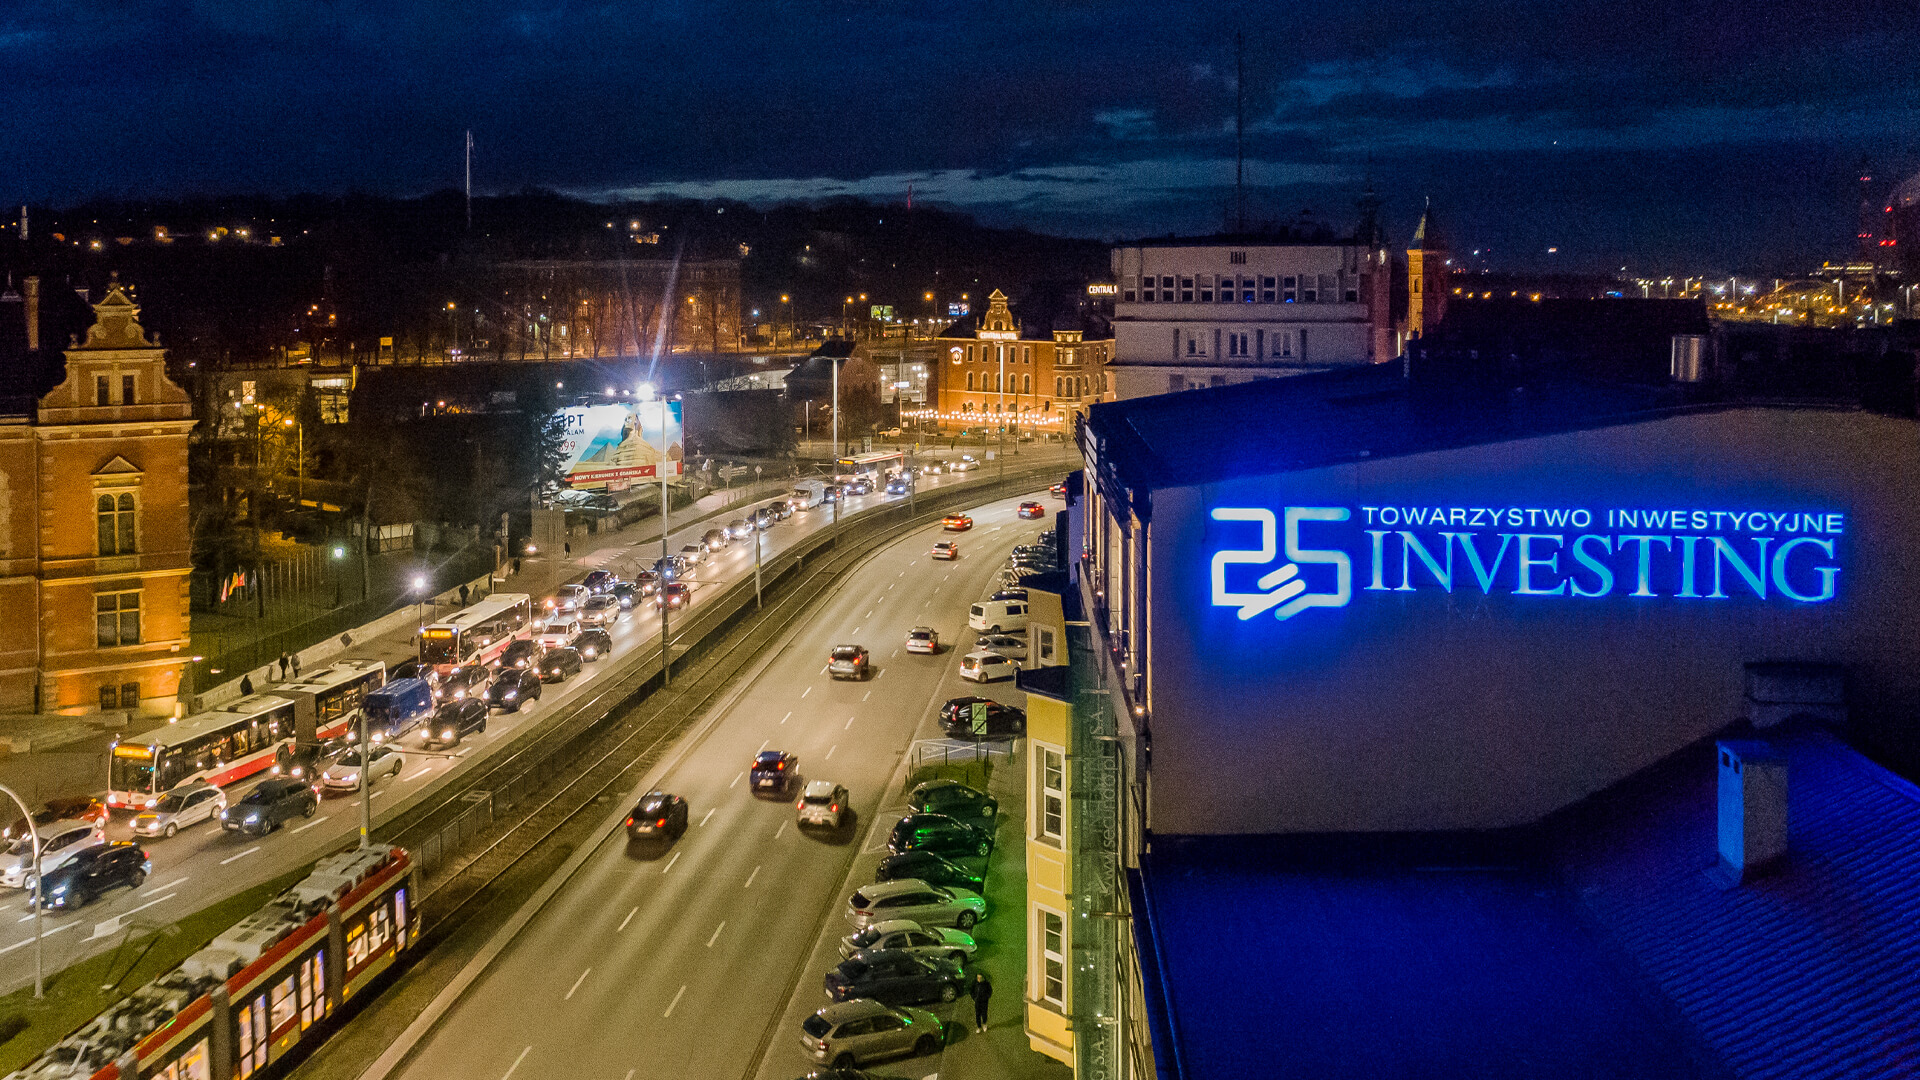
[412,574,429,637]
[639,384,671,687]
[0,785,43,996]
[753,464,764,608]
[331,544,346,608]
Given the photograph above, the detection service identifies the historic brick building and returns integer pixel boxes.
[932,289,1114,433]
[0,279,194,717]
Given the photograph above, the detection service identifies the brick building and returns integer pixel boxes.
[931,289,1113,433]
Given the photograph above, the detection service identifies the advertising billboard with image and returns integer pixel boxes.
[559,400,683,490]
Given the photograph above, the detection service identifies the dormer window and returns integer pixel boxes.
[122,374,135,404]
[96,376,111,407]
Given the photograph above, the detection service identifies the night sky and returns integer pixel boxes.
[6,1,1918,272]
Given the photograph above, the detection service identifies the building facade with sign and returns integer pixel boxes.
[932,289,1114,432]
[1032,325,1920,1077]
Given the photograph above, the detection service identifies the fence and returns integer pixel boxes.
[911,738,1018,773]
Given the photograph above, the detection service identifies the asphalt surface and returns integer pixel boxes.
[383,493,1043,1080]
[0,462,1047,994]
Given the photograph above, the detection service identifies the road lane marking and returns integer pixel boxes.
[862,689,872,701]
[846,714,857,728]
[888,583,895,590]
[663,984,687,1018]
[826,744,837,759]
[774,821,788,840]
[0,924,71,952]
[730,772,743,789]
[500,1045,532,1080]
[758,739,768,753]
[565,967,591,1000]
[123,892,177,918]
[699,808,715,826]
[158,876,189,890]
[802,687,811,699]
[220,846,261,866]
[662,851,681,874]
[290,816,328,834]
[743,865,760,888]
[618,906,638,932]
[864,610,873,619]
[707,922,725,947]
[405,767,433,781]
[780,710,791,725]
[891,648,899,659]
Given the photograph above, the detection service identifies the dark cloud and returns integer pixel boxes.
[4,1,1918,270]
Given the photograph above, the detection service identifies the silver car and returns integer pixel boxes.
[799,999,945,1069]
[0,821,105,889]
[797,780,849,828]
[130,783,227,839]
[846,878,986,930]
[839,919,978,964]
[974,633,1027,660]
[320,744,403,793]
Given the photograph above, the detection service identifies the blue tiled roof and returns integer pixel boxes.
[1549,725,1920,1080]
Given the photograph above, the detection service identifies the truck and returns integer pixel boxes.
[789,479,827,510]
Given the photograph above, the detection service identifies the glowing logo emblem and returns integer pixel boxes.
[1210,507,1353,620]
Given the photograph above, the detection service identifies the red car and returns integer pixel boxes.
[1017,502,1045,519]
[942,514,973,532]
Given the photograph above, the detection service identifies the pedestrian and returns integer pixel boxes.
[459,583,470,606]
[512,556,522,575]
[240,673,254,696]
[277,652,290,680]
[971,972,992,1033]
[564,541,572,558]
[290,652,301,678]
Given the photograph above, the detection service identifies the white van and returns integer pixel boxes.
[538,618,581,649]
[790,480,827,509]
[968,599,1028,632]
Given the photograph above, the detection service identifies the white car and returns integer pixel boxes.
[320,744,404,793]
[797,780,850,829]
[974,633,1027,660]
[931,542,959,561]
[546,584,589,615]
[839,919,979,964]
[0,821,105,889]
[679,543,709,566]
[538,618,581,649]
[951,457,978,472]
[130,783,227,839]
[905,627,939,655]
[959,651,1019,683]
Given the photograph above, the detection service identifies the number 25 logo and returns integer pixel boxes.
[1209,507,1352,621]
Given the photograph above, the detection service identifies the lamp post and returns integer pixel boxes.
[356,705,373,848]
[331,543,345,608]
[0,785,43,996]
[412,574,429,637]
[780,294,791,346]
[753,464,764,608]
[997,342,1007,482]
[641,385,671,687]
[831,355,840,464]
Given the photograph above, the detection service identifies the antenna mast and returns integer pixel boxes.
[1235,32,1246,232]
[465,131,474,231]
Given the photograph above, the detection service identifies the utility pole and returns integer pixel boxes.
[1234,32,1246,233]
[357,709,372,847]
[464,131,473,231]
[0,785,42,997]
[753,465,764,608]
[831,358,840,464]
[998,344,1007,482]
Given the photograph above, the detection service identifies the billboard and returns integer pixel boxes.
[558,400,683,490]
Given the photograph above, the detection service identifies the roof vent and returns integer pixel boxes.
[1670,334,1709,382]
[1710,740,1788,888]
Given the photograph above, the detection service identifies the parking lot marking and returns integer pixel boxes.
[219,846,261,866]
[707,922,725,947]
[564,967,591,1001]
[699,808,716,826]
[662,851,681,874]
[826,744,837,760]
[743,865,760,888]
[618,906,638,932]
[663,984,687,1018]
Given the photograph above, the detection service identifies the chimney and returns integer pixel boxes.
[1712,740,1788,887]
[22,277,38,353]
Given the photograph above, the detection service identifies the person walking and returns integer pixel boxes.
[240,673,254,696]
[971,972,992,1033]
[290,652,302,678]
[277,652,290,680]
[458,583,470,606]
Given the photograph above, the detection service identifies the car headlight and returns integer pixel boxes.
[49,884,66,896]
[504,690,517,699]
[245,813,260,823]
[442,729,455,739]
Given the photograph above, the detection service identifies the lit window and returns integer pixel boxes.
[96,591,141,648]
[1038,747,1065,842]
[98,492,136,555]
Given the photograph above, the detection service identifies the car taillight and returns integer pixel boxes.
[796,799,805,809]
[831,804,839,812]
[625,816,634,826]
[776,761,785,770]
[656,818,666,827]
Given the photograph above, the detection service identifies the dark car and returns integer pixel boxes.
[989,588,1028,603]
[571,626,613,661]
[610,582,642,609]
[874,850,985,892]
[539,646,583,683]
[433,664,491,702]
[655,581,691,610]
[39,841,149,910]
[907,780,998,820]
[498,638,541,671]
[388,659,425,682]
[887,814,993,859]
[702,528,730,551]
[652,557,680,582]
[824,949,967,1007]
[625,791,689,841]
[767,500,793,520]
[486,667,542,712]
[938,697,1026,740]
[582,569,616,594]
[422,699,488,749]
[750,750,797,794]
[753,508,776,530]
[220,779,317,836]
[885,478,910,495]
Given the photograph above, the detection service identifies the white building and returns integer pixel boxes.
[1107,236,1391,399]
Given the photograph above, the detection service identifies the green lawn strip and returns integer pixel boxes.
[0,865,312,1075]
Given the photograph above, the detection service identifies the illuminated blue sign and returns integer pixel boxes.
[1209,502,1843,621]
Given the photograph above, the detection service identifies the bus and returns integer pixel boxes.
[418,593,534,675]
[274,658,389,745]
[108,694,299,809]
[835,450,905,480]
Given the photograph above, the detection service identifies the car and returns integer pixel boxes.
[320,743,404,793]
[959,651,1018,683]
[433,664,491,702]
[654,581,692,610]
[38,841,150,910]
[625,791,689,841]
[539,646,583,683]
[825,949,967,1007]
[422,699,488,749]
[1050,482,1067,499]
[989,588,1028,603]
[220,779,317,836]
[497,638,541,670]
[702,528,730,551]
[767,499,794,520]
[797,781,850,829]
[582,569,617,594]
[846,879,986,930]
[839,919,979,964]
[968,598,1027,632]
[828,645,870,680]
[845,478,873,497]
[951,457,978,472]
[580,594,621,626]
[727,518,755,540]
[632,570,661,596]
[884,478,910,496]
[799,999,945,1070]
[546,584,589,615]
[0,820,107,888]
[904,627,939,655]
[538,617,581,649]
[486,667,543,712]
[941,514,973,532]
[906,779,998,820]
[888,814,994,860]
[3,797,108,840]
[130,782,227,839]
[751,750,798,794]
[939,697,1026,739]
[388,659,426,682]
[652,556,683,582]
[974,633,1027,660]
[570,626,613,661]
[931,541,958,560]
[822,483,845,502]
[873,850,985,892]
[1017,501,1045,519]
[610,581,643,609]
[679,542,709,566]
[753,508,777,530]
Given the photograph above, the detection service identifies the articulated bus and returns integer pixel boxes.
[106,660,387,809]
[835,450,905,480]
[16,845,418,1080]
[417,592,534,676]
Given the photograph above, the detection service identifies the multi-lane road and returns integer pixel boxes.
[0,459,1060,994]
[378,494,1043,1080]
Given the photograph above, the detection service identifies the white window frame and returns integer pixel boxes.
[1037,744,1065,844]
[1035,905,1067,1009]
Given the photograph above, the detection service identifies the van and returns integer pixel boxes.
[361,677,435,742]
[790,480,826,509]
[967,599,1027,632]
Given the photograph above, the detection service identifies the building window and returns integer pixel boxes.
[1079,375,1088,396]
[97,591,141,648]
[1168,373,1184,393]
[96,376,111,407]
[1036,625,1057,663]
[1242,278,1256,303]
[122,374,136,404]
[1199,280,1213,303]
[99,685,117,711]
[1124,285,1137,302]
[1261,276,1277,303]
[1275,331,1293,357]
[97,492,136,555]
[1161,275,1173,295]
[1039,746,1065,842]
[1179,277,1193,303]
[1346,280,1360,302]
[1037,907,1067,1008]
[121,682,140,708]
[967,345,976,362]
[966,371,975,391]
[1229,250,1247,264]
[1023,374,1031,394]
[1320,274,1336,302]
[1023,346,1032,364]
[1302,277,1317,303]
